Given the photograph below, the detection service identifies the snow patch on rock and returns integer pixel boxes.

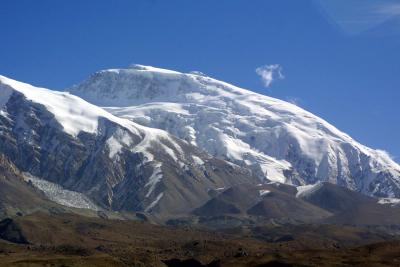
[378,198,400,206]
[192,155,205,165]
[106,129,133,158]
[145,162,163,198]
[145,192,164,212]
[296,182,323,198]
[259,189,271,197]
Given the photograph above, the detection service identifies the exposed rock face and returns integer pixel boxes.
[69,65,400,198]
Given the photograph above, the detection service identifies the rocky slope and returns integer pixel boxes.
[166,181,400,228]
[69,65,400,198]
[0,154,54,220]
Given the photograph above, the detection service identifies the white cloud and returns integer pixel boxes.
[255,64,284,88]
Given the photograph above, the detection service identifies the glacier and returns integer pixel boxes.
[23,173,99,210]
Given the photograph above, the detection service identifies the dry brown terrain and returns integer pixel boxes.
[1,212,400,267]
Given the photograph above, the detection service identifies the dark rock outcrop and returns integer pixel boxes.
[0,218,28,244]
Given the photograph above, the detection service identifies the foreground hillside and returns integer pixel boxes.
[1,212,400,267]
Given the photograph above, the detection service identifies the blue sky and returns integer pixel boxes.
[0,0,399,161]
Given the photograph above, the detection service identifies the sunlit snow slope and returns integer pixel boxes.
[70,65,400,198]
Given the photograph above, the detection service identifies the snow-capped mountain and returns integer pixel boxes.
[70,64,400,198]
[0,75,257,216]
[1,64,400,219]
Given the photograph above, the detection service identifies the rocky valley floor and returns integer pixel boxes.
[1,212,400,267]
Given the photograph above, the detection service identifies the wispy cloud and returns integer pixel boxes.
[376,3,400,16]
[315,0,400,35]
[255,64,284,88]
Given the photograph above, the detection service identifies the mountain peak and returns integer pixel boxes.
[126,64,182,74]
[67,65,400,198]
